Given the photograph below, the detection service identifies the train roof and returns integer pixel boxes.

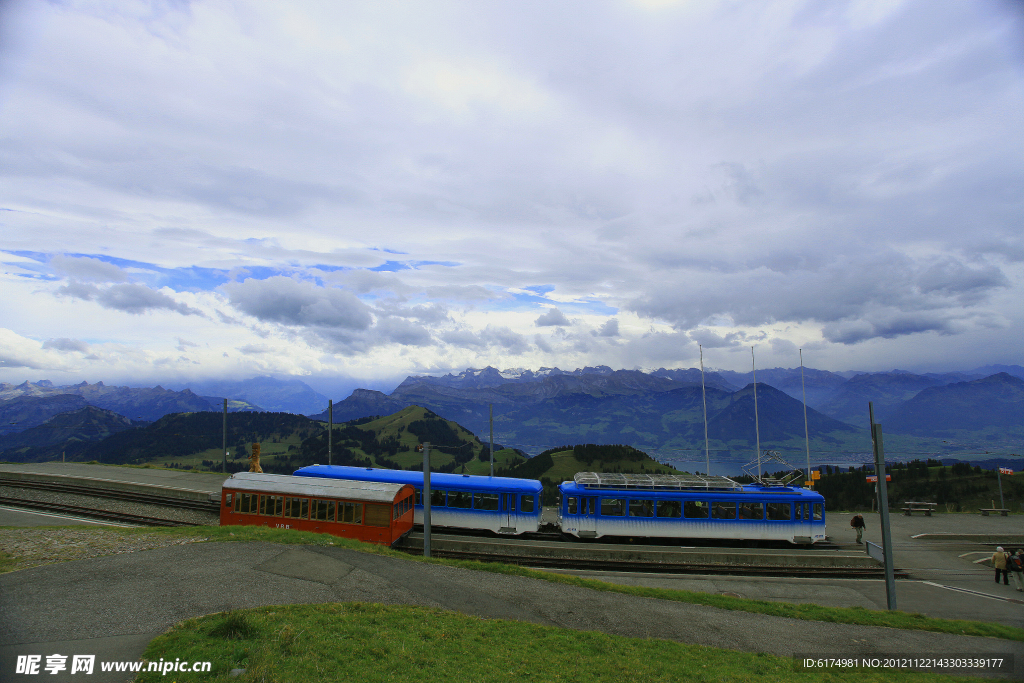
[574,472,743,491]
[223,472,408,503]
[560,475,823,499]
[294,464,544,494]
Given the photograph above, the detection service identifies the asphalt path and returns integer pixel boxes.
[2,541,1021,682]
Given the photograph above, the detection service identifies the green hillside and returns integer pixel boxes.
[499,444,684,504]
[273,406,527,475]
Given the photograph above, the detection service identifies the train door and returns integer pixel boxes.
[502,493,517,532]
[578,496,598,537]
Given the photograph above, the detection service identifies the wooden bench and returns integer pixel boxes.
[979,508,1010,517]
[901,502,937,516]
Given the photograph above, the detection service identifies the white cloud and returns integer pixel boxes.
[0,0,1020,383]
[534,308,570,327]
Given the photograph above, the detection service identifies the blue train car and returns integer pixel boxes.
[294,465,544,534]
[558,472,826,544]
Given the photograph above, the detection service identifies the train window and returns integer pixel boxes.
[684,501,709,518]
[283,497,307,519]
[338,501,362,524]
[225,493,232,506]
[448,491,472,508]
[475,493,500,511]
[766,502,791,520]
[600,499,625,516]
[234,493,255,514]
[739,502,764,520]
[812,503,823,521]
[431,489,446,507]
[260,495,283,517]
[415,489,422,505]
[657,500,682,518]
[311,499,333,522]
[711,502,737,519]
[567,497,578,514]
[629,500,654,517]
[794,503,803,521]
[365,504,390,527]
[521,495,535,513]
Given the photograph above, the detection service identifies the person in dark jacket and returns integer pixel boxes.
[1008,549,1024,592]
[850,514,865,544]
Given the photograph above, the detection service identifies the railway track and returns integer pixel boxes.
[394,545,908,578]
[0,477,219,513]
[0,496,200,527]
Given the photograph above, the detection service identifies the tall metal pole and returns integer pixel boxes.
[799,349,812,485]
[752,347,761,479]
[997,467,1004,509]
[489,404,494,478]
[422,442,431,558]
[870,402,897,610]
[699,345,710,476]
[328,399,333,467]
[222,399,227,474]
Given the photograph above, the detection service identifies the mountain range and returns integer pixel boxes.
[1,364,1022,461]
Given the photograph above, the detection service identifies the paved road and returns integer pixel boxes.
[1,541,1021,683]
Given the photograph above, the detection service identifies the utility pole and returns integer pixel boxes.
[997,467,1005,509]
[222,399,227,474]
[699,344,710,476]
[422,442,431,558]
[328,399,333,466]
[752,347,761,479]
[870,402,897,610]
[799,349,811,485]
[489,404,494,478]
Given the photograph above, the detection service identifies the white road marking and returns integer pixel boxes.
[921,580,1024,604]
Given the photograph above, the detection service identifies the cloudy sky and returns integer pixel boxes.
[1,0,1021,395]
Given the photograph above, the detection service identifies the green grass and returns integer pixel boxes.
[7,524,1021,642]
[134,603,992,683]
[453,448,527,475]
[542,450,681,481]
[0,550,17,573]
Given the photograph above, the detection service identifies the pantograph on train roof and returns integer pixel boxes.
[573,472,742,491]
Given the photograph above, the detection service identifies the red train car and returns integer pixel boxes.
[220,472,415,546]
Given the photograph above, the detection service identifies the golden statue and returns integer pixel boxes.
[249,442,263,473]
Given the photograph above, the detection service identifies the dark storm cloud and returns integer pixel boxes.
[55,281,204,316]
[222,277,372,329]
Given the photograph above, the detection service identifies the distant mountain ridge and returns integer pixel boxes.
[0,381,214,422]
[5,363,1022,460]
[0,406,142,462]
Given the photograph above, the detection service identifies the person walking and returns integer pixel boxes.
[1008,549,1024,592]
[850,514,865,544]
[992,546,1009,585]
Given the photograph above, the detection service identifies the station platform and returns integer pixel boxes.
[401,532,882,569]
[0,462,229,502]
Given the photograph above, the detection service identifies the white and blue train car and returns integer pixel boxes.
[294,465,544,534]
[559,472,826,544]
